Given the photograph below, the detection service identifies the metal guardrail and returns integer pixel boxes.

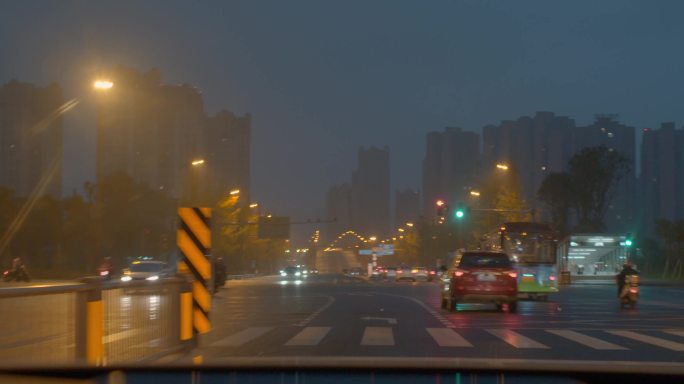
[0,277,194,366]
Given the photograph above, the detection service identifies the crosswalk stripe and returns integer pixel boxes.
[210,327,274,347]
[361,326,394,346]
[547,330,627,350]
[487,329,549,349]
[285,327,331,346]
[607,330,684,351]
[665,330,684,339]
[426,328,473,347]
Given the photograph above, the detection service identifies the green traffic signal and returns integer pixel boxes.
[625,239,633,247]
[455,210,464,219]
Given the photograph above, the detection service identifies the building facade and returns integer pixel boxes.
[205,110,252,205]
[395,188,419,228]
[351,146,390,238]
[640,122,684,234]
[422,127,480,215]
[95,66,251,206]
[0,80,63,198]
[324,183,352,242]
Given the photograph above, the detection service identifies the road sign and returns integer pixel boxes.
[177,207,212,335]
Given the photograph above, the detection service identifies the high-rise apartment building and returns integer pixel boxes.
[324,183,352,242]
[95,67,206,199]
[422,127,479,215]
[205,110,251,204]
[395,188,419,228]
[0,80,63,198]
[640,122,684,233]
[351,146,390,238]
[575,115,636,231]
[482,112,575,209]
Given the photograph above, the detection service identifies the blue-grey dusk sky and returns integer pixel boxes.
[1,0,683,223]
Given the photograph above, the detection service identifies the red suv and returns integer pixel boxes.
[442,251,518,313]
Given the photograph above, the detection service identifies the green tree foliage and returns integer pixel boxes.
[537,146,630,233]
[537,172,574,235]
[567,146,630,232]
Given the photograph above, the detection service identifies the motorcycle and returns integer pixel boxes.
[619,274,639,309]
[3,266,31,282]
[98,264,113,281]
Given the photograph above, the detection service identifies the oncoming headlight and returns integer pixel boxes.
[146,275,159,281]
[121,276,132,282]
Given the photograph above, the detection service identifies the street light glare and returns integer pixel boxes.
[249,203,259,208]
[496,163,509,171]
[405,222,414,227]
[369,236,377,241]
[229,189,240,195]
[94,80,113,90]
[191,159,205,166]
[470,190,481,196]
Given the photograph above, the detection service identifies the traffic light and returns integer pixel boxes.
[435,199,447,217]
[624,233,633,247]
[455,203,466,219]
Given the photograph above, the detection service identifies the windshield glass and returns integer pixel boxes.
[459,253,512,269]
[3,0,684,377]
[129,263,164,273]
[503,235,556,264]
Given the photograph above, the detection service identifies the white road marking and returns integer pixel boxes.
[360,326,394,346]
[210,327,274,347]
[285,326,331,346]
[487,329,549,349]
[607,330,684,351]
[665,330,684,338]
[547,330,627,350]
[426,328,473,347]
[295,295,335,327]
[361,316,397,325]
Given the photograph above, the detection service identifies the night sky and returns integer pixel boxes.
[1,0,683,229]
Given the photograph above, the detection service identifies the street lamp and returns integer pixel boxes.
[93,80,113,90]
[191,159,205,166]
[405,222,414,227]
[249,203,259,208]
[470,190,481,197]
[229,189,240,196]
[369,236,377,241]
[496,163,509,171]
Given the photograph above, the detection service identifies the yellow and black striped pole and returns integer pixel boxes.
[177,207,212,334]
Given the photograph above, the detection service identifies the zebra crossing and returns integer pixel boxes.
[207,325,684,352]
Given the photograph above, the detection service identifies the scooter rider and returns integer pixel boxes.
[616,261,638,298]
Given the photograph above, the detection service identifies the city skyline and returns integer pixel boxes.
[3,1,684,227]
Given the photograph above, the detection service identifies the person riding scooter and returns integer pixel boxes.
[98,257,114,280]
[616,261,638,298]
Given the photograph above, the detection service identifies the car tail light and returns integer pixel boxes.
[507,271,518,278]
[398,270,403,274]
[429,271,436,275]
[549,275,556,281]
[454,270,465,277]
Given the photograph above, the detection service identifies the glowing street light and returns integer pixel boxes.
[496,163,509,171]
[405,222,414,227]
[470,190,481,196]
[229,189,240,196]
[93,80,113,90]
[191,159,205,166]
[249,203,259,208]
[398,228,405,232]
[369,236,377,241]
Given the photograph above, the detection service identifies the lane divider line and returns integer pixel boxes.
[295,295,335,327]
